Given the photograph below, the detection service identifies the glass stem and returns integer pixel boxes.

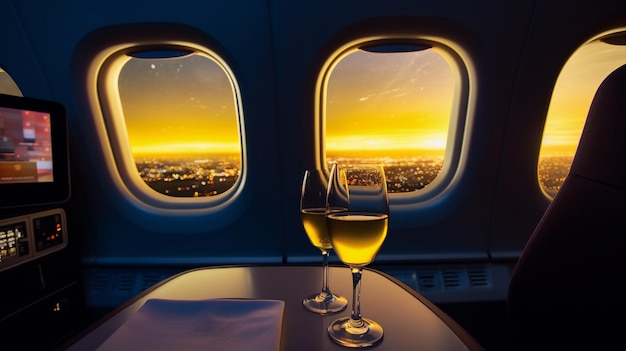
[321,249,331,295]
[349,267,365,327]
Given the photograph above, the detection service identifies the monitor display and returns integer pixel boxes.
[0,94,69,208]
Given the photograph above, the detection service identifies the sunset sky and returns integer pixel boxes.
[541,40,626,156]
[119,48,454,158]
[118,54,240,156]
[325,49,452,155]
[3,39,626,159]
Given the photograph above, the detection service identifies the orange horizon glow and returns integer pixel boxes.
[131,143,241,157]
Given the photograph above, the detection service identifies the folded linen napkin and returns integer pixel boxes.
[97,298,285,351]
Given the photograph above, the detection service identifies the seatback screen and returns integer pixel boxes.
[0,93,69,209]
[0,107,54,184]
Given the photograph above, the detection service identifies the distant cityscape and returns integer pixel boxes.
[135,154,572,198]
[537,155,572,197]
[136,155,240,197]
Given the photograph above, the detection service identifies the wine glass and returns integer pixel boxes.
[326,162,389,348]
[300,169,348,314]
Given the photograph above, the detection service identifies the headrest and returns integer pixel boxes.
[570,63,626,189]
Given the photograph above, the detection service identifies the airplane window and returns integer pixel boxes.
[115,50,242,198]
[539,30,626,197]
[0,68,23,96]
[323,44,454,193]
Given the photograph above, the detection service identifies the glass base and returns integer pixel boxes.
[302,292,348,314]
[328,317,384,348]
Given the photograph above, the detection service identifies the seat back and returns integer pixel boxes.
[507,63,626,349]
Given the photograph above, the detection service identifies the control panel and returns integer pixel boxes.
[0,208,67,272]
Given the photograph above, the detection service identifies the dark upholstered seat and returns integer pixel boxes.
[506,63,626,350]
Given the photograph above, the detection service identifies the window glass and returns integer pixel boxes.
[324,46,454,193]
[117,51,241,198]
[0,68,22,96]
[539,33,626,197]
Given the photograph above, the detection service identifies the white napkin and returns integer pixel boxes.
[96,298,285,351]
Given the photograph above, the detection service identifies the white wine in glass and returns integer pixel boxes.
[326,163,389,348]
[300,169,348,314]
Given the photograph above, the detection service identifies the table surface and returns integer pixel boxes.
[62,265,484,350]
